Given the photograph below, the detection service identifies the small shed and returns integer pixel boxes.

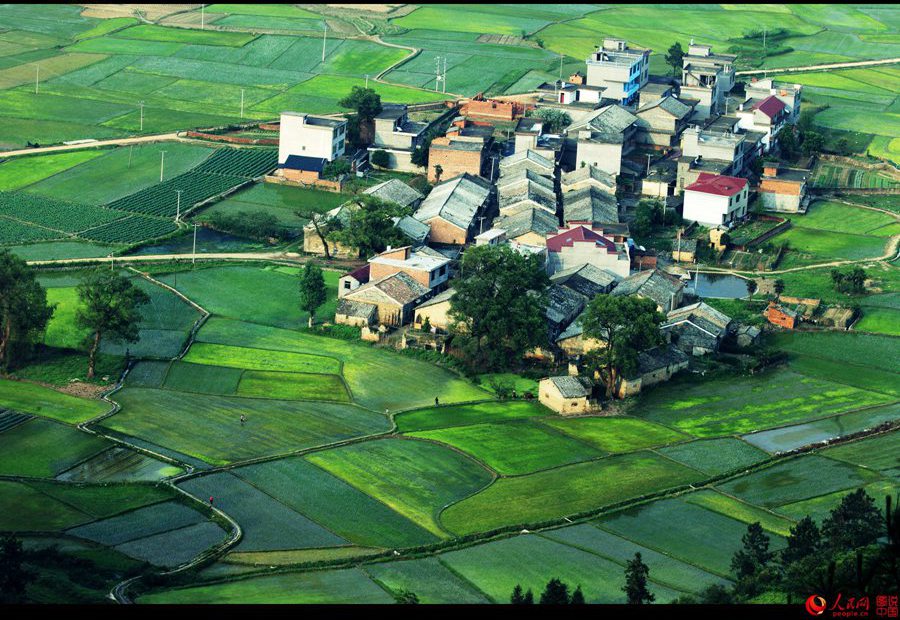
[539,376,596,415]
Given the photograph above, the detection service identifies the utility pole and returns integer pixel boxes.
[240,88,244,119]
[322,22,327,62]
[128,144,133,168]
[175,189,183,222]
[201,4,205,29]
[192,223,200,266]
[159,150,166,182]
[491,155,498,181]
[477,216,486,235]
[365,74,369,88]
[35,64,39,94]
[646,154,652,176]
[442,56,447,94]
[763,27,766,50]
[434,56,441,92]
[139,101,145,132]
[559,54,563,81]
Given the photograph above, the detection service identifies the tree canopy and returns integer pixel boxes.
[327,195,411,259]
[298,262,327,328]
[580,295,664,398]
[665,42,685,77]
[449,244,549,371]
[533,107,572,133]
[75,270,149,379]
[338,86,382,122]
[623,552,655,604]
[0,250,54,371]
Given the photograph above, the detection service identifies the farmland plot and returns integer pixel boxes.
[0,417,108,478]
[114,521,228,567]
[56,446,183,483]
[66,500,207,547]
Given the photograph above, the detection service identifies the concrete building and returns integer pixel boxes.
[413,173,492,245]
[758,163,810,213]
[634,96,695,147]
[736,95,789,153]
[567,104,640,176]
[368,246,450,292]
[585,38,650,105]
[745,78,803,124]
[474,228,507,246]
[278,112,347,165]
[546,223,631,278]
[683,172,749,227]
[680,43,737,120]
[539,375,596,415]
[368,104,439,172]
[677,126,746,194]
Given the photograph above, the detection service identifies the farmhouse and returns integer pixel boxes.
[568,104,640,176]
[584,38,650,106]
[555,313,606,357]
[392,215,431,246]
[612,269,685,312]
[474,228,506,246]
[498,181,557,217]
[683,173,749,227]
[302,202,358,258]
[545,284,587,343]
[428,120,493,183]
[745,78,803,125]
[336,271,430,328]
[499,149,555,179]
[550,262,619,297]
[539,375,597,415]
[536,79,604,107]
[491,207,559,246]
[736,95,788,153]
[278,112,346,165]
[368,104,442,172]
[562,186,619,227]
[758,163,810,213]
[363,178,424,211]
[634,96,695,147]
[413,173,492,245]
[766,302,799,329]
[546,223,631,278]
[662,301,733,356]
[561,165,616,195]
[498,167,555,198]
[679,43,737,120]
[617,345,690,398]
[277,155,329,185]
[338,264,370,299]
[670,237,698,263]
[413,288,456,332]
[368,245,450,292]
[514,118,545,153]
[637,81,674,107]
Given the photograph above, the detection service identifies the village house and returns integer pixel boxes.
[637,81,675,107]
[616,345,690,398]
[498,180,557,217]
[413,173,493,245]
[745,78,803,125]
[634,96,695,147]
[561,165,616,195]
[539,375,597,415]
[562,186,620,227]
[392,215,431,246]
[546,223,631,278]
[612,269,684,312]
[567,104,640,176]
[368,245,450,292]
[474,228,507,246]
[278,112,347,165]
[363,178,424,211]
[536,79,605,107]
[413,288,456,332]
[584,38,650,106]
[276,155,330,185]
[302,202,358,257]
[499,149,556,179]
[683,172,749,227]
[555,311,607,357]
[766,301,799,329]
[661,301,732,356]
[460,93,524,121]
[679,43,737,120]
[368,104,443,171]
[491,207,559,246]
[498,166,555,198]
[427,118,494,183]
[677,126,746,194]
[641,160,677,199]
[758,162,810,213]
[550,262,619,297]
[514,117,545,153]
[545,284,588,344]
[335,271,430,328]
[670,237,698,263]
[735,95,788,153]
[338,264,370,299]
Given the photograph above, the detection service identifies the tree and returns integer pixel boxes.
[821,489,883,553]
[75,270,149,379]
[580,295,664,399]
[0,250,54,371]
[0,535,33,604]
[773,278,785,297]
[570,585,585,604]
[836,138,851,156]
[745,278,758,301]
[781,516,822,567]
[540,578,570,604]
[831,267,867,295]
[433,163,443,183]
[322,158,351,179]
[298,263,327,328]
[801,131,825,157]
[731,522,774,597]
[623,552,655,604]
[523,588,534,604]
[533,107,572,133]
[511,584,534,604]
[448,244,550,371]
[777,127,798,159]
[665,42,685,77]
[394,589,419,604]
[338,86,382,122]
[370,149,390,168]
[298,210,338,260]
[327,195,411,258]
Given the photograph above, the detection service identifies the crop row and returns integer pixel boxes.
[79,214,179,244]
[106,171,248,217]
[193,147,278,179]
[0,190,123,233]
[0,216,65,244]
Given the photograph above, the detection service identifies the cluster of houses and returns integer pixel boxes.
[270,36,811,413]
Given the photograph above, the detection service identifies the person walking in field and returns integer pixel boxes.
[209,496,214,506]
[435,397,439,406]
[240,414,246,426]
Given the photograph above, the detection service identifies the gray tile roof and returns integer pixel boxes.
[563,186,619,225]
[561,165,616,190]
[499,149,554,174]
[637,95,693,120]
[414,173,491,231]
[634,345,690,376]
[569,104,638,137]
[416,287,455,310]
[551,263,618,297]
[663,301,732,338]
[364,178,424,209]
[497,167,554,194]
[546,284,587,329]
[493,207,559,239]
[336,298,377,320]
[549,375,593,398]
[346,271,430,306]
[612,269,684,310]
[392,215,430,244]
[499,181,557,212]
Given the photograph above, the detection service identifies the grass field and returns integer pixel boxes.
[395,400,548,433]
[539,416,690,453]
[820,430,900,474]
[183,342,341,375]
[441,451,703,535]
[0,418,108,478]
[0,378,108,424]
[307,438,493,538]
[364,556,490,604]
[657,438,770,476]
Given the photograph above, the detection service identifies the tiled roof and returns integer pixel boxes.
[414,173,491,231]
[364,178,423,209]
[663,301,732,337]
[336,298,377,320]
[612,269,684,309]
[548,375,593,398]
[499,149,554,173]
[392,215,430,244]
[493,207,559,239]
[281,155,327,172]
[685,172,747,197]
[634,345,690,377]
[752,95,787,119]
[499,181,557,212]
[551,263,618,297]
[545,284,587,328]
[343,263,370,283]
[347,271,429,306]
[562,186,619,226]
[569,104,638,136]
[416,287,455,310]
[546,225,618,254]
[637,95,693,120]
[497,167,554,194]
[561,165,616,190]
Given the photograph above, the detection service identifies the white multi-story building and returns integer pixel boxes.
[546,223,631,278]
[683,173,749,227]
[278,112,347,164]
[585,38,649,106]
[745,78,803,124]
[680,43,736,120]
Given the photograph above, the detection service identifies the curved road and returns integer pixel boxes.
[736,57,899,76]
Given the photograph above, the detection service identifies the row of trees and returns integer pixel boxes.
[0,250,150,378]
[831,267,867,295]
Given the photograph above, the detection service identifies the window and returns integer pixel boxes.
[343,281,351,289]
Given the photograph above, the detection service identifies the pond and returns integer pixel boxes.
[126,227,270,256]
[685,272,752,299]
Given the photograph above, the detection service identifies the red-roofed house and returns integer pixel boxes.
[546,224,631,278]
[683,172,749,226]
[338,264,370,298]
[737,94,788,153]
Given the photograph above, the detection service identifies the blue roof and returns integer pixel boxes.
[280,155,327,172]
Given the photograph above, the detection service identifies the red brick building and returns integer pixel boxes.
[766,302,798,329]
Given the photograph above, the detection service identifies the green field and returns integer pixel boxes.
[307,438,493,538]
[820,430,900,474]
[539,416,690,453]
[395,400,548,433]
[183,342,341,375]
[785,200,898,235]
[0,378,108,424]
[657,438,770,476]
[0,418,108,478]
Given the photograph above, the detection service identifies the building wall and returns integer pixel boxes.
[548,243,630,278]
[683,188,748,226]
[369,262,447,290]
[303,229,358,258]
[558,334,607,357]
[281,168,322,184]
[428,146,485,183]
[759,190,802,213]
[641,178,671,198]
[335,312,372,328]
[515,133,538,153]
[538,379,592,415]
[575,141,623,176]
[279,114,344,164]
[425,217,470,245]
[414,300,452,331]
[338,275,362,298]
[665,324,718,355]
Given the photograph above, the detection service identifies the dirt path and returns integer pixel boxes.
[736,57,899,76]
[27,251,364,270]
